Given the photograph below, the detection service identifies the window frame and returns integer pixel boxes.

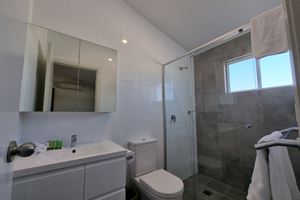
[224,53,294,93]
[225,53,259,93]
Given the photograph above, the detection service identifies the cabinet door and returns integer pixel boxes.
[12,166,84,200]
[84,157,126,200]
[48,30,80,112]
[90,189,125,200]
[47,30,80,66]
[78,40,117,112]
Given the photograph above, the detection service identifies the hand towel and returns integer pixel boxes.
[247,132,281,200]
[247,131,300,200]
[34,143,47,154]
[250,5,289,59]
[247,147,271,200]
[269,145,300,200]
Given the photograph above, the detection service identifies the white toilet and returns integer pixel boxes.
[129,137,184,200]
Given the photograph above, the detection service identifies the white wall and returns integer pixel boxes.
[0,0,32,199]
[20,0,186,169]
[19,25,48,111]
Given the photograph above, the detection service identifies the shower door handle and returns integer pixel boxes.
[170,114,176,123]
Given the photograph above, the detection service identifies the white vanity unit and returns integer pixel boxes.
[12,141,127,200]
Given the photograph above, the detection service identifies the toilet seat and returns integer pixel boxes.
[138,169,184,199]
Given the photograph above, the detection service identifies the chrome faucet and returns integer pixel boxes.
[71,135,77,148]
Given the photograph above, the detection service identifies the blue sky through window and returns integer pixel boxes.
[227,52,293,93]
[228,57,257,92]
[259,52,293,88]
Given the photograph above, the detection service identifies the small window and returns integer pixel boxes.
[259,52,293,88]
[226,56,257,93]
[225,52,293,93]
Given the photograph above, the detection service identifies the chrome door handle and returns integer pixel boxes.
[170,114,176,123]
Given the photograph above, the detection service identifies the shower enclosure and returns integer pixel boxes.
[163,32,299,200]
[164,55,198,199]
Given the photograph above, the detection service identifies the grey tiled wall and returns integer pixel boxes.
[194,33,297,191]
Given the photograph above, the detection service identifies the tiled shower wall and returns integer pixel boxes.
[194,33,298,191]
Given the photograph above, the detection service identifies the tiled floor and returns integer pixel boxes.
[183,173,247,200]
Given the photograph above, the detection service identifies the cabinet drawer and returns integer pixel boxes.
[84,157,126,200]
[90,189,125,200]
[12,165,85,200]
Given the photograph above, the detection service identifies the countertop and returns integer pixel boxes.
[13,140,127,178]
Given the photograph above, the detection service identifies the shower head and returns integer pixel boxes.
[179,66,188,71]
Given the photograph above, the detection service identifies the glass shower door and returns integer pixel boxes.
[164,55,198,200]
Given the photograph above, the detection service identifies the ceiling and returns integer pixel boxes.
[124,0,281,50]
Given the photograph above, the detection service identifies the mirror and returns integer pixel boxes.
[78,41,117,112]
[19,24,117,112]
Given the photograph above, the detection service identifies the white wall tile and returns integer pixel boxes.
[21,113,59,135]
[97,0,122,49]
[119,2,143,45]
[140,84,163,125]
[109,126,142,147]
[0,14,29,112]
[0,1,31,199]
[66,0,98,42]
[117,46,141,83]
[31,0,67,33]
[115,81,140,127]
[0,112,20,149]
[89,113,116,131]
[57,113,96,131]
[140,57,163,87]
[58,129,93,147]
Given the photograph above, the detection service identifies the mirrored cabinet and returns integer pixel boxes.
[19,24,117,112]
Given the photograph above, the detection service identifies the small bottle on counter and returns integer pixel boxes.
[47,140,63,150]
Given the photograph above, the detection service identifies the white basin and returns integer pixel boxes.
[44,142,108,161]
[13,140,127,178]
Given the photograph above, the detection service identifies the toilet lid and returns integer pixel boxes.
[139,169,184,199]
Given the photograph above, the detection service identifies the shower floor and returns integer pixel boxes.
[183,173,247,200]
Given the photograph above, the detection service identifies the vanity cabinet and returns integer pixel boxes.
[12,165,85,200]
[85,157,126,200]
[12,157,126,200]
[91,189,125,200]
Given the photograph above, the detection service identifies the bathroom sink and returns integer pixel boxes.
[44,142,108,161]
[13,140,127,178]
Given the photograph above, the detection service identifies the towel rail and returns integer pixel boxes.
[255,138,300,150]
[280,127,299,139]
[254,127,299,150]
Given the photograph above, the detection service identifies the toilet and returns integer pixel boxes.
[129,137,184,200]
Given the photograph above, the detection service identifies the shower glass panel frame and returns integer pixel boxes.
[163,54,198,200]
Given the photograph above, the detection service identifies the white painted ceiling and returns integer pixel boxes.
[124,0,281,50]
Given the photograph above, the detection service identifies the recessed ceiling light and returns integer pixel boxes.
[122,39,128,44]
[108,58,113,62]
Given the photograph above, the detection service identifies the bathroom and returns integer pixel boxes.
[1,0,300,200]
